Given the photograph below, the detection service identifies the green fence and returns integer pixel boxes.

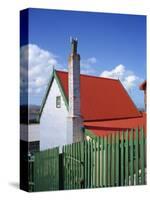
[29,147,59,192]
[28,127,146,191]
[63,128,146,189]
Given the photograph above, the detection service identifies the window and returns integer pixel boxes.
[56,96,61,108]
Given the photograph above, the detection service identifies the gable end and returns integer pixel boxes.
[38,70,68,121]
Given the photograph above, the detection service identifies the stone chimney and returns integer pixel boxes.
[67,38,84,143]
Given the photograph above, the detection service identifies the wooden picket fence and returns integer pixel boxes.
[28,127,146,191]
[28,147,59,192]
[63,127,146,189]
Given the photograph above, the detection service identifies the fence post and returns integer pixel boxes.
[107,134,111,187]
[140,127,145,184]
[115,132,119,186]
[125,130,129,186]
[130,129,134,185]
[135,128,139,185]
[59,153,64,190]
[28,153,34,192]
[121,131,124,186]
[111,134,115,186]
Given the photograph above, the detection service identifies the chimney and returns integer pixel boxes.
[67,38,84,143]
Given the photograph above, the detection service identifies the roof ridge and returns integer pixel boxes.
[55,69,119,82]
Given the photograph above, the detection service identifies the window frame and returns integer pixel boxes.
[56,96,61,108]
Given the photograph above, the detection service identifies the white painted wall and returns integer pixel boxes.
[40,78,68,151]
[20,124,40,142]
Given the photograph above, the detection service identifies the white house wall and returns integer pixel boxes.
[40,78,68,151]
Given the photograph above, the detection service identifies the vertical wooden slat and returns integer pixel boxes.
[64,146,66,190]
[115,132,119,186]
[66,145,68,190]
[84,140,87,188]
[76,142,78,189]
[77,142,79,189]
[121,131,124,186]
[95,137,98,187]
[130,129,134,185]
[93,138,97,188]
[62,146,65,190]
[100,136,103,187]
[91,139,93,188]
[92,139,95,188]
[92,139,94,188]
[135,128,139,185]
[88,141,91,188]
[75,143,77,189]
[107,134,111,187]
[71,144,73,189]
[103,136,107,187]
[98,137,101,187]
[140,127,145,185]
[65,145,67,190]
[111,134,115,186]
[125,130,129,186]
[77,142,80,189]
[81,141,84,189]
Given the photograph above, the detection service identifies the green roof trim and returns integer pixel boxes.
[38,69,68,121]
[84,128,96,139]
[54,70,69,110]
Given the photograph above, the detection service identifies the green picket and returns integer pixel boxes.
[93,138,97,187]
[111,134,115,186]
[130,129,134,185]
[135,128,139,185]
[98,137,101,187]
[103,136,107,187]
[100,137,104,187]
[81,141,84,188]
[115,132,119,186]
[91,140,93,188]
[84,141,87,188]
[125,130,129,186]
[96,138,98,187]
[107,134,111,187]
[140,127,145,184]
[87,140,90,188]
[121,131,124,186]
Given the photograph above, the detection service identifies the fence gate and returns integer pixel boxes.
[29,147,59,192]
[63,142,84,190]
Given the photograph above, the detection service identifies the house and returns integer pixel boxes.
[38,39,146,151]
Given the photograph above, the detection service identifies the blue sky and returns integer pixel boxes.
[20,8,146,108]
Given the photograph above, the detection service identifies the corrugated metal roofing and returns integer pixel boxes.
[84,112,146,136]
[56,70,141,121]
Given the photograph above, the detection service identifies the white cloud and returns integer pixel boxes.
[100,64,125,79]
[20,44,59,96]
[100,64,141,91]
[81,57,98,75]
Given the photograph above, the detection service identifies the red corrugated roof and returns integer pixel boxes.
[56,70,141,121]
[84,112,146,136]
